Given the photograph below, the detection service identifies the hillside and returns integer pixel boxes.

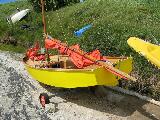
[0,0,160,99]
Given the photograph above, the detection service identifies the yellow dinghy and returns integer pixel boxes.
[24,55,132,88]
[127,37,160,68]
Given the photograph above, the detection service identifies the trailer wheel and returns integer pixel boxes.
[39,93,50,108]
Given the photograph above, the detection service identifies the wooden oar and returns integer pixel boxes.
[48,38,137,81]
[71,48,136,81]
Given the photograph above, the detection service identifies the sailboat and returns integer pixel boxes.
[23,0,136,108]
[23,0,136,89]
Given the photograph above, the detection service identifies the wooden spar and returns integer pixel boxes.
[48,39,137,81]
[41,0,46,34]
[40,0,50,62]
[73,51,136,81]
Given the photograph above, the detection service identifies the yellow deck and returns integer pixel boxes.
[128,37,160,68]
[24,55,132,88]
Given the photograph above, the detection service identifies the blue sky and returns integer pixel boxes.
[0,0,16,4]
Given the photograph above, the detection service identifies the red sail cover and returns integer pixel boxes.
[45,38,107,68]
[26,42,45,61]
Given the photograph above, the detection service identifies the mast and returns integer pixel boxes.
[41,0,46,34]
[41,0,50,63]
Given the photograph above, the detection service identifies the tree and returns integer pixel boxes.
[28,0,80,12]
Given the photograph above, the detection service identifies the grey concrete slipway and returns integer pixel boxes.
[0,51,160,120]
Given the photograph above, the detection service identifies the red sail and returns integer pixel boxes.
[26,41,45,61]
[45,38,107,68]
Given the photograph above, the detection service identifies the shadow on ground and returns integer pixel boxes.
[40,84,160,120]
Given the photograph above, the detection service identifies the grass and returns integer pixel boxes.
[0,44,25,53]
[0,0,42,49]
[0,0,160,100]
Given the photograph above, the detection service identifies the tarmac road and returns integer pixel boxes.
[0,51,160,120]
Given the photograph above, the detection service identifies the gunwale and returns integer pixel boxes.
[24,55,129,71]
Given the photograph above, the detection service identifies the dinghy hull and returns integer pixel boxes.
[24,56,132,88]
[128,37,160,68]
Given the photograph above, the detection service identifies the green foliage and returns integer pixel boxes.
[0,1,43,48]
[0,44,25,53]
[27,0,80,12]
